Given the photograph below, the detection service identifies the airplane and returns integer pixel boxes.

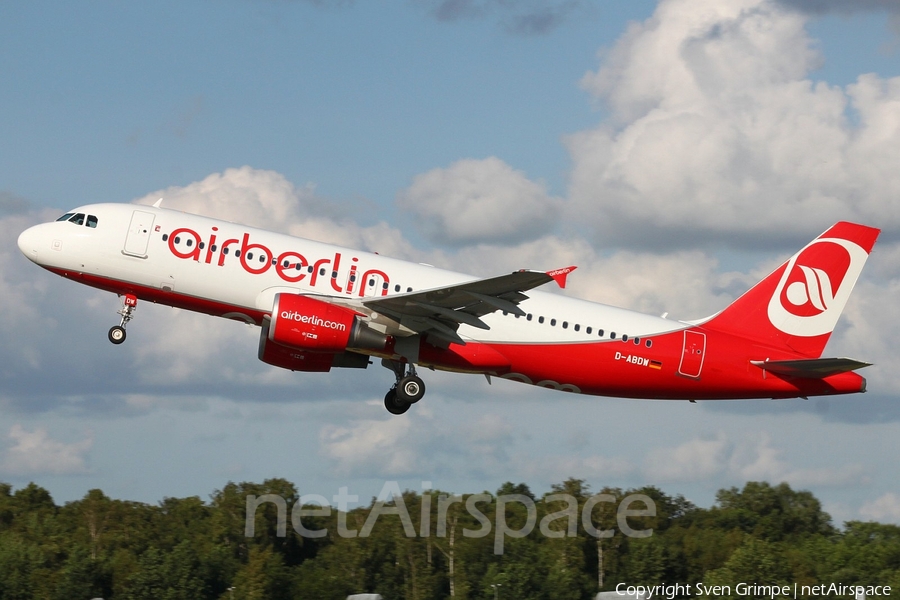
[17,200,880,415]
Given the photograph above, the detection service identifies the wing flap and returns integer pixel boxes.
[750,357,871,378]
[362,267,575,343]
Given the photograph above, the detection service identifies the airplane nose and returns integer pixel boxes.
[17,225,41,262]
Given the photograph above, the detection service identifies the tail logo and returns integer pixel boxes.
[768,238,867,337]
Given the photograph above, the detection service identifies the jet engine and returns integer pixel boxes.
[269,293,387,352]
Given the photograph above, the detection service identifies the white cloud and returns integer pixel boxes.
[776,0,900,14]
[133,166,310,233]
[0,424,93,476]
[320,411,423,476]
[729,432,869,486]
[860,492,900,523]
[643,431,868,486]
[134,166,422,260]
[398,157,562,246]
[645,434,728,481]
[568,0,900,246]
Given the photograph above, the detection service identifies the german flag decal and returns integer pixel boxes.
[649,360,663,370]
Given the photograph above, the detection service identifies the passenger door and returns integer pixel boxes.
[123,210,155,258]
[678,330,706,379]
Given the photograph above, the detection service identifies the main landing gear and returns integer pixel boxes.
[382,359,426,415]
[108,294,138,345]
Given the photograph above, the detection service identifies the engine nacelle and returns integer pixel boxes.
[268,293,387,353]
[258,334,371,372]
[259,336,337,372]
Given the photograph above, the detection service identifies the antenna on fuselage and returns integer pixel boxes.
[152,198,163,208]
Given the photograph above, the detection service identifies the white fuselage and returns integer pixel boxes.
[18,203,682,345]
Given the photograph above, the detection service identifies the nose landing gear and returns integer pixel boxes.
[108,294,137,345]
[382,359,426,415]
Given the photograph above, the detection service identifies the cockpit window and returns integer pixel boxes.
[56,212,99,227]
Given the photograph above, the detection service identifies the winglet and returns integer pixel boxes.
[153,198,163,208]
[546,266,577,289]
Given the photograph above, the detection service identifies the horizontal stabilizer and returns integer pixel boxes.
[750,357,871,378]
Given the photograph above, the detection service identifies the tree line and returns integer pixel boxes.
[0,479,898,599]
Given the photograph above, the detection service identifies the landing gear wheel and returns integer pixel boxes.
[108,326,126,345]
[109,294,138,345]
[384,388,411,415]
[397,375,425,404]
[380,358,426,414]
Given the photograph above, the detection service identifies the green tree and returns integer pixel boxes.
[701,537,793,600]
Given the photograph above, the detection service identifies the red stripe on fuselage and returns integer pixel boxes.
[46,268,268,324]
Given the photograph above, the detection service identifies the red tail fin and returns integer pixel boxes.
[704,222,880,357]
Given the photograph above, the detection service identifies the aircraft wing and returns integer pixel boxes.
[750,357,871,378]
[361,266,576,346]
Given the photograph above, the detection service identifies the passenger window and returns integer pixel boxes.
[246,252,253,259]
[646,340,653,348]
[622,334,628,342]
[56,213,75,222]
[610,332,617,339]
[598,329,604,337]
[395,285,401,292]
[259,255,266,263]
[634,337,641,345]
[586,327,592,334]
[71,213,85,226]
[550,319,557,326]
[539,316,545,324]
[526,314,532,321]
[186,239,193,247]
[162,234,169,241]
[562,321,568,329]
[87,215,98,228]
[574,324,580,332]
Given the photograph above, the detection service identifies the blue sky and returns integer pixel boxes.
[2,0,900,527]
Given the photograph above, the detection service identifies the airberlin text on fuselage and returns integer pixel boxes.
[166,226,391,297]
